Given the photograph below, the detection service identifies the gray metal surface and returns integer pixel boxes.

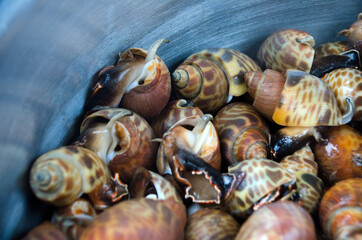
[0,0,360,238]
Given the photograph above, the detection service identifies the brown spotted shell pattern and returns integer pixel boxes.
[75,108,157,183]
[30,146,110,206]
[172,48,260,114]
[223,158,297,219]
[322,67,362,121]
[257,29,315,73]
[213,102,270,165]
[314,41,348,59]
[236,201,317,240]
[80,198,187,240]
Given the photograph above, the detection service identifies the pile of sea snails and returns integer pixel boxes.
[24,14,361,240]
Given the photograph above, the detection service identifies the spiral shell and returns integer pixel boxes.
[84,39,171,119]
[319,178,362,240]
[51,198,97,240]
[75,108,157,183]
[322,67,362,121]
[257,29,315,73]
[213,102,269,164]
[314,125,362,186]
[150,99,204,138]
[80,199,187,240]
[23,221,68,240]
[246,69,354,126]
[279,146,317,176]
[314,41,348,59]
[236,201,316,240]
[185,208,240,240]
[172,48,260,113]
[223,158,298,219]
[30,146,109,206]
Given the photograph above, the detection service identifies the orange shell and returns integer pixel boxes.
[23,221,68,240]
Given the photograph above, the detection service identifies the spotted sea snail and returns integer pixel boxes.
[246,69,355,126]
[257,29,315,73]
[319,178,362,240]
[236,201,317,240]
[213,102,270,165]
[80,198,187,240]
[84,39,171,119]
[74,108,158,184]
[172,48,261,114]
[314,41,348,59]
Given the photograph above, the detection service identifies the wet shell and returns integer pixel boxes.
[51,198,97,240]
[236,201,316,240]
[213,102,269,165]
[80,198,187,240]
[84,39,171,119]
[30,146,109,206]
[319,178,362,240]
[150,99,204,138]
[322,67,362,121]
[314,41,348,59]
[185,208,240,240]
[257,29,315,73]
[314,125,362,186]
[172,48,260,114]
[75,108,157,183]
[23,221,68,240]
[223,158,297,219]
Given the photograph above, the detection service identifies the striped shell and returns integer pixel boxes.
[279,146,318,176]
[84,39,171,119]
[322,67,362,121]
[185,208,240,240]
[75,108,157,183]
[314,41,347,59]
[213,102,269,165]
[319,178,362,240]
[30,146,110,206]
[172,48,260,114]
[257,29,315,73]
[223,158,297,219]
[236,201,316,240]
[80,199,187,240]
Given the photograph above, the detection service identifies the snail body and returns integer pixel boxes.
[213,102,269,164]
[30,146,110,206]
[84,39,171,119]
[172,48,260,114]
[246,69,355,126]
[257,29,315,73]
[75,108,157,183]
[319,178,362,240]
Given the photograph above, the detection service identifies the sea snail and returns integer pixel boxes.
[338,13,362,49]
[84,39,171,119]
[172,48,261,114]
[246,69,355,126]
[213,102,270,165]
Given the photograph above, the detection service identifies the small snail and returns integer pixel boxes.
[23,221,68,240]
[236,201,317,240]
[222,158,300,219]
[75,108,158,183]
[257,29,315,73]
[213,102,270,164]
[51,198,97,240]
[338,13,362,49]
[80,198,187,240]
[246,69,355,126]
[279,146,318,176]
[322,67,362,121]
[319,178,362,240]
[172,48,260,114]
[314,41,348,59]
[185,208,240,240]
[150,99,204,138]
[84,39,171,119]
[30,146,110,206]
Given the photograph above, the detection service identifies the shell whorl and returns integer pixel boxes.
[30,146,109,206]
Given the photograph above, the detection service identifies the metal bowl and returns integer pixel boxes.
[0,0,360,238]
